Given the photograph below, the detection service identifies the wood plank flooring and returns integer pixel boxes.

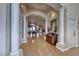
[20,35,79,56]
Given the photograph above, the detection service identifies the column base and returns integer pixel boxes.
[44,35,46,40]
[19,40,27,46]
[22,40,27,43]
[10,49,23,56]
[37,33,39,38]
[56,42,69,52]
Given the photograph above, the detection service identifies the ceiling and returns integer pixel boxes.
[20,3,58,29]
[27,15,45,24]
[20,3,58,21]
[26,3,56,13]
[20,3,57,14]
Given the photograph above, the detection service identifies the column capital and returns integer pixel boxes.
[60,6,66,11]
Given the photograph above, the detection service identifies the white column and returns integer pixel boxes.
[23,15,27,43]
[26,19,28,39]
[10,3,20,55]
[36,26,39,38]
[56,7,69,52]
[59,7,65,44]
[45,18,48,34]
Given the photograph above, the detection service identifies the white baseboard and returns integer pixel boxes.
[19,49,23,56]
[56,45,69,52]
[56,43,69,52]
[10,49,23,56]
[76,44,79,48]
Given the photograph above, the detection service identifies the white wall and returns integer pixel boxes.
[6,3,11,55]
[61,3,79,47]
[0,3,6,56]
[0,3,11,56]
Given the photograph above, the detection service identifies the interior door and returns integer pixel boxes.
[68,18,76,48]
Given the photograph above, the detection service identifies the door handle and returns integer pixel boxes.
[74,31,75,36]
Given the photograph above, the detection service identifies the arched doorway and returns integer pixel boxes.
[20,3,59,44]
[20,3,68,55]
[26,14,46,38]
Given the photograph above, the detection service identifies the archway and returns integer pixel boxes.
[20,3,68,54]
[24,11,46,39]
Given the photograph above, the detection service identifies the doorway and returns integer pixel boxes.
[68,17,77,48]
[27,15,45,38]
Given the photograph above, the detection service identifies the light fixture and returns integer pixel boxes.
[52,13,55,16]
[21,5,24,8]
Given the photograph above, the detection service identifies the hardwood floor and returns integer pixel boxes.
[20,35,79,56]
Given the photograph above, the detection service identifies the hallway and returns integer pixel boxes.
[20,35,63,56]
[20,35,79,56]
[0,3,79,56]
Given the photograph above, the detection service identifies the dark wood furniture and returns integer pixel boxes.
[46,33,57,45]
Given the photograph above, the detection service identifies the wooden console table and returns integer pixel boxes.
[46,33,57,45]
